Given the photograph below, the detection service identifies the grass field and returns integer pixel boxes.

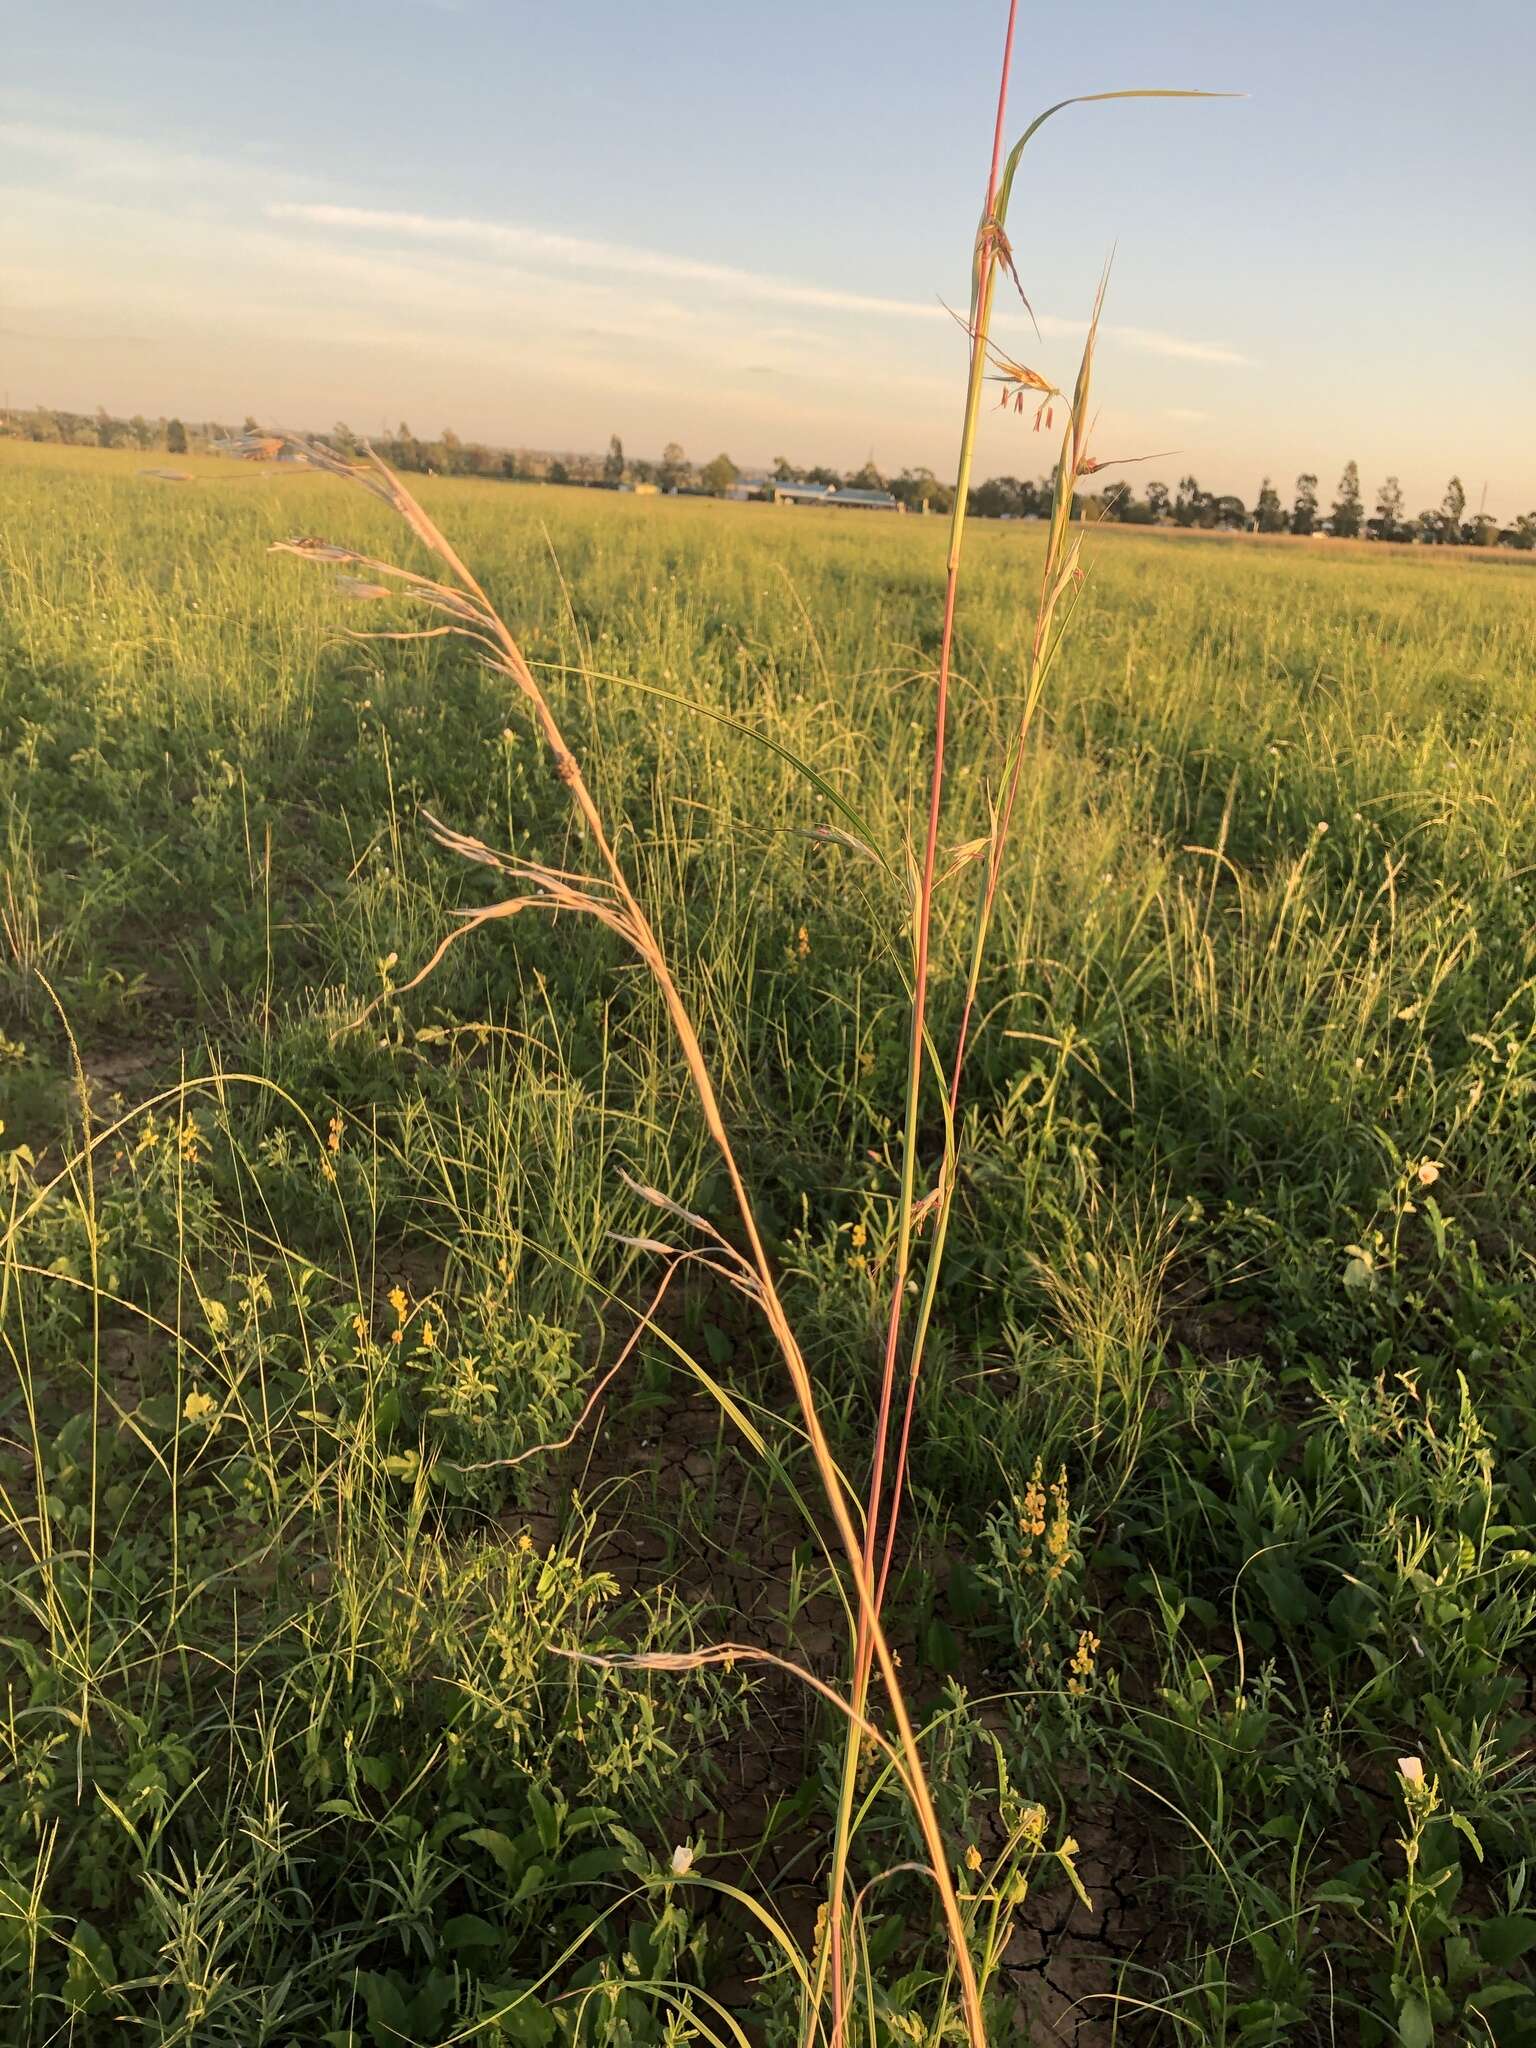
[2,438,1534,2045]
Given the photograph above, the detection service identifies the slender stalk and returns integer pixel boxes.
[825,5,1019,2031]
[826,68,1227,2039]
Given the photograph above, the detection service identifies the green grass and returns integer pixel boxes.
[2,438,1534,2044]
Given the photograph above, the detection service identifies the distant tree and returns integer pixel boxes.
[630,457,658,485]
[658,441,690,490]
[771,454,801,483]
[699,452,739,495]
[1331,460,1363,539]
[241,414,260,435]
[1372,475,1406,541]
[1511,512,1536,552]
[970,476,1016,518]
[438,427,464,475]
[1213,494,1247,530]
[166,417,188,455]
[974,474,1053,519]
[1467,513,1500,548]
[1145,480,1170,523]
[1291,473,1319,536]
[94,407,125,449]
[331,421,360,456]
[803,465,841,489]
[1108,488,1156,525]
[1440,475,1466,544]
[1173,475,1207,527]
[128,414,153,450]
[844,459,885,491]
[547,458,570,485]
[891,465,952,515]
[604,434,625,485]
[1255,477,1286,532]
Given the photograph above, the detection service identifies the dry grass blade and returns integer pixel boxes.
[552,1644,905,1777]
[270,434,990,2045]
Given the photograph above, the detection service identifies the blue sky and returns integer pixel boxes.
[3,1,1532,514]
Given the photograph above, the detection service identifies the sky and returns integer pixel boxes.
[3,1,1533,516]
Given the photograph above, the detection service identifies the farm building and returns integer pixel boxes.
[830,486,900,511]
[767,480,901,511]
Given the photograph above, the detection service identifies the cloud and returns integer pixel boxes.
[1108,328,1248,368]
[268,200,1250,365]
[267,202,949,322]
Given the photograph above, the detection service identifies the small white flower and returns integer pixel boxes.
[1397,1755,1425,1786]
[670,1843,694,1876]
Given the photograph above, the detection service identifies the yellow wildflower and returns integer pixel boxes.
[1019,1458,1047,1540]
[1067,1630,1101,1694]
[183,1389,217,1426]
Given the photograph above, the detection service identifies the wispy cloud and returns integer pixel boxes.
[267,202,949,322]
[267,200,1251,366]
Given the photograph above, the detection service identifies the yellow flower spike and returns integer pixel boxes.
[421,1320,436,1350]
[387,1285,408,1318]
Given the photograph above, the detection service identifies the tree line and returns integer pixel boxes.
[2,405,203,455]
[1073,463,1531,550]
[7,404,1531,550]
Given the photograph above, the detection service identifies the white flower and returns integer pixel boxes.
[1397,1755,1425,1786]
[670,1843,694,1876]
